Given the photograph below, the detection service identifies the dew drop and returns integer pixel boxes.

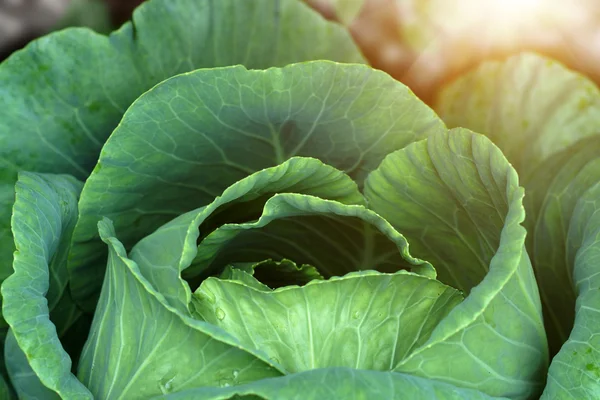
[159,376,176,394]
[232,369,239,382]
[219,379,232,388]
[215,308,226,320]
[270,357,280,365]
[352,311,360,319]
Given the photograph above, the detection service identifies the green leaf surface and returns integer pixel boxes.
[4,331,59,400]
[77,219,282,399]
[527,140,600,399]
[435,53,600,181]
[1,173,90,398]
[70,63,444,311]
[520,138,600,355]
[192,269,462,373]
[151,367,507,400]
[219,266,273,291]
[0,0,364,311]
[540,181,600,399]
[364,129,547,399]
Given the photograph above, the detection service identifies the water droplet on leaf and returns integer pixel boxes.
[216,308,226,320]
[159,376,176,394]
[219,379,231,387]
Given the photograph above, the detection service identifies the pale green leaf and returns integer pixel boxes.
[192,270,462,373]
[364,129,547,399]
[77,219,282,399]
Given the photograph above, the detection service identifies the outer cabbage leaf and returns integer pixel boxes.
[69,61,445,311]
[77,219,282,399]
[151,367,507,400]
[0,0,364,319]
[364,129,547,399]
[1,173,90,398]
[4,331,59,400]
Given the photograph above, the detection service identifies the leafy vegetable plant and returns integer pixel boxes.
[0,0,598,399]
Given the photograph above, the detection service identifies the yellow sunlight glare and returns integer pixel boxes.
[396,0,597,101]
[444,0,552,43]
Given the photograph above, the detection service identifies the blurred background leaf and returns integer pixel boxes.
[0,0,139,61]
[55,0,111,34]
[306,0,600,103]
